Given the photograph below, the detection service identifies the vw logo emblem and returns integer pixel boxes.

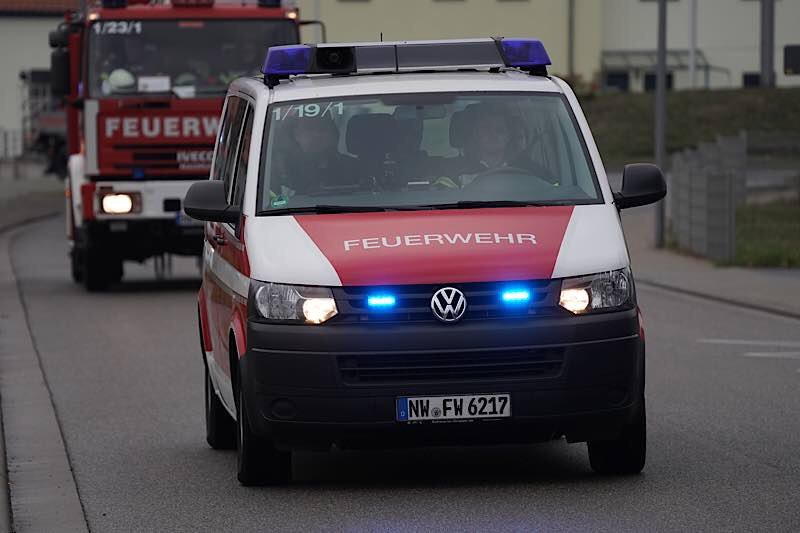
[431,287,467,323]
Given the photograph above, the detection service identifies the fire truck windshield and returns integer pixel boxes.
[87,19,298,98]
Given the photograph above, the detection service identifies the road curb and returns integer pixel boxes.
[0,220,89,532]
[0,211,62,238]
[637,278,800,321]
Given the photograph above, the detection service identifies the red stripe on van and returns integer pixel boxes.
[295,206,574,286]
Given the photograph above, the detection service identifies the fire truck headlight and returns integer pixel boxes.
[101,193,136,214]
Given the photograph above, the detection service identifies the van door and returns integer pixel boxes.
[204,95,246,399]
[214,101,254,409]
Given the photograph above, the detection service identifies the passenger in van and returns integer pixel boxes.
[273,116,358,195]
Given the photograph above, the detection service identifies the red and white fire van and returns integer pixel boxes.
[184,38,667,485]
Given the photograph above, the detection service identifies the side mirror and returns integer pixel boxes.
[614,163,667,209]
[50,48,71,97]
[184,181,240,224]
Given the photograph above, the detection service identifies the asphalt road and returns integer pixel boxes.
[8,216,800,532]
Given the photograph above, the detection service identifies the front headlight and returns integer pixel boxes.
[559,268,633,314]
[100,192,142,214]
[252,281,338,324]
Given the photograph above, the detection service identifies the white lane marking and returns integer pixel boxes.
[742,352,800,360]
[699,339,800,348]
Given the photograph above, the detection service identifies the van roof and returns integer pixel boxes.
[266,70,563,103]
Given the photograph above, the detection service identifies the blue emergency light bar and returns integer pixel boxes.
[264,44,313,75]
[499,39,551,68]
[262,38,551,81]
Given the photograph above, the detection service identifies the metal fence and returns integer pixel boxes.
[0,129,48,180]
[669,133,747,262]
[669,131,800,264]
[0,130,23,160]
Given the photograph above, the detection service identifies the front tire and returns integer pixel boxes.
[205,365,236,450]
[235,361,291,486]
[70,248,84,284]
[587,400,646,475]
[81,245,122,292]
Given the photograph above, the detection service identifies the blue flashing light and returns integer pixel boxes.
[501,289,531,304]
[367,294,397,308]
[262,45,313,76]
[499,39,551,68]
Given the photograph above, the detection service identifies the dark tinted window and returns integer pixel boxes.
[212,95,246,190]
[230,107,254,207]
[87,19,297,97]
[259,92,601,213]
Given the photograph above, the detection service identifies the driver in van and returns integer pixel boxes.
[448,105,516,186]
[272,115,358,197]
[449,105,557,186]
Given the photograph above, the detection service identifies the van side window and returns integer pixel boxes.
[230,106,254,207]
[211,95,245,185]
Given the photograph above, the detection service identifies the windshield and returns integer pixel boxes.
[88,19,297,98]
[259,92,602,213]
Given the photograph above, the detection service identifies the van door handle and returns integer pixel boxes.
[213,234,227,246]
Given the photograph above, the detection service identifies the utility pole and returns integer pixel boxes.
[654,0,667,248]
[567,0,575,79]
[688,0,697,88]
[313,0,322,43]
[760,0,775,88]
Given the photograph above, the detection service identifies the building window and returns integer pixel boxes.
[604,71,630,92]
[742,72,761,87]
[644,72,673,92]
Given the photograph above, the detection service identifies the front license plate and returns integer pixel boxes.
[396,394,511,422]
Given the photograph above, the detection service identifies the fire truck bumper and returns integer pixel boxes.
[77,218,204,260]
[77,179,205,259]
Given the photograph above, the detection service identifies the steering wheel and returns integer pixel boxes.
[464,166,554,192]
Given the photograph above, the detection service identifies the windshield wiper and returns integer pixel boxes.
[257,204,430,216]
[422,200,558,210]
[114,88,186,100]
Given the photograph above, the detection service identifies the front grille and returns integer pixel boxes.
[103,143,215,174]
[332,279,563,323]
[338,347,565,385]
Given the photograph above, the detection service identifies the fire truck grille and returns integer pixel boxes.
[105,143,215,176]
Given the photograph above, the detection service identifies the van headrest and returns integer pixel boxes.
[449,104,480,150]
[392,116,423,154]
[346,113,394,157]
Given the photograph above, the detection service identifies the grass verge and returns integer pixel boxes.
[734,203,800,267]
[580,87,800,167]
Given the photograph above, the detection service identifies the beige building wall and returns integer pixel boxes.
[296,0,800,90]
[0,17,61,133]
[295,0,603,82]
[601,0,800,89]
[573,0,603,85]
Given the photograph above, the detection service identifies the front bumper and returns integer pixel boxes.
[241,307,644,451]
